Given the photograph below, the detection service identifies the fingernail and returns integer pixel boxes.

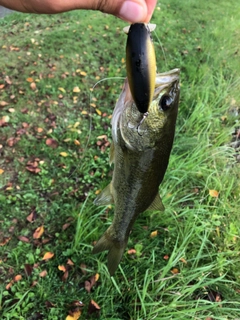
[119,1,146,23]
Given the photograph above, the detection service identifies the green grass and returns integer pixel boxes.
[0,0,240,319]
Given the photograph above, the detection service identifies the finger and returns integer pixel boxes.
[76,0,157,23]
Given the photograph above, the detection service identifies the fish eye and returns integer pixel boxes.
[159,94,172,111]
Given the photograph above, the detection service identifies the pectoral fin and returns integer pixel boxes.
[94,183,114,206]
[147,193,165,211]
[109,142,114,165]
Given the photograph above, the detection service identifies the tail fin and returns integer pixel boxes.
[92,231,127,276]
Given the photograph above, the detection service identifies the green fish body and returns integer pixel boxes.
[93,69,180,275]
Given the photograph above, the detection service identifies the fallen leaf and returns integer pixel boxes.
[127,249,136,255]
[73,86,81,93]
[26,160,41,174]
[80,71,87,76]
[18,235,30,243]
[24,264,33,277]
[209,189,219,198]
[26,166,41,173]
[46,138,58,149]
[0,169,4,175]
[5,75,12,84]
[85,274,100,292]
[22,122,29,128]
[60,152,68,157]
[66,309,82,320]
[95,109,102,116]
[62,269,69,282]
[45,301,56,308]
[80,263,87,275]
[7,137,20,147]
[31,280,38,287]
[67,259,74,266]
[150,230,158,238]
[88,299,100,315]
[97,135,107,139]
[26,77,34,82]
[0,115,10,127]
[179,257,187,264]
[39,270,48,277]
[42,252,54,260]
[216,293,222,302]
[26,209,37,222]
[14,275,22,282]
[62,223,71,231]
[58,87,66,93]
[30,82,37,90]
[95,273,100,282]
[171,268,179,274]
[58,265,67,272]
[0,237,11,246]
[74,139,80,146]
[6,280,14,290]
[0,101,8,107]
[71,301,84,308]
[33,225,44,239]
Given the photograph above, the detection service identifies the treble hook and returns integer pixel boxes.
[137,112,149,136]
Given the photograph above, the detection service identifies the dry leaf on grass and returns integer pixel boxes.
[42,252,54,260]
[33,225,44,239]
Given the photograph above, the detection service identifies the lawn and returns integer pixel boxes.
[0,0,240,319]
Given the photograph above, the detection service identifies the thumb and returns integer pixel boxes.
[118,0,149,23]
[83,0,157,23]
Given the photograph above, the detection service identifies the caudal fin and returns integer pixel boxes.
[92,231,127,276]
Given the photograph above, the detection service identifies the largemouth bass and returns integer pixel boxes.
[93,69,180,275]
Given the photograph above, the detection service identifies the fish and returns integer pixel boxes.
[92,68,180,276]
[124,23,156,114]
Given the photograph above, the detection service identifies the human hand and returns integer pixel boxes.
[0,0,157,23]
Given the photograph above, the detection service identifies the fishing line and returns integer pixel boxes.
[85,76,125,149]
[66,76,125,181]
[152,29,168,69]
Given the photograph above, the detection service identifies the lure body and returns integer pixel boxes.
[126,23,156,113]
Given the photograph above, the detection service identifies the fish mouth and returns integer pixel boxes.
[156,68,180,85]
[154,68,180,97]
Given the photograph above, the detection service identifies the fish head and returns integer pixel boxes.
[112,69,180,151]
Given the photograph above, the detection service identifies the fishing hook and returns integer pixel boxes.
[137,112,149,136]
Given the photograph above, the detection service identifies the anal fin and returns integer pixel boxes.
[147,193,165,211]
